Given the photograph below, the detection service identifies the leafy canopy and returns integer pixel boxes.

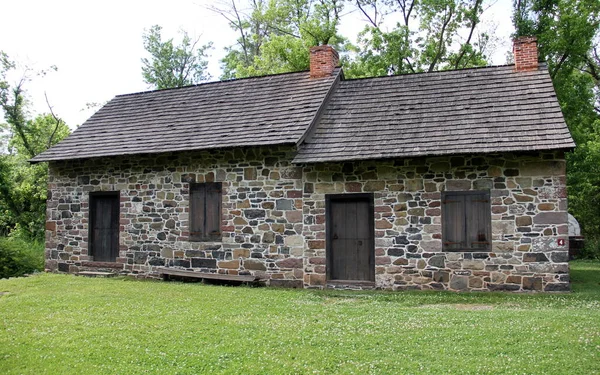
[216,0,494,79]
[513,0,600,253]
[141,25,213,89]
[214,0,346,79]
[345,0,491,78]
[0,52,70,240]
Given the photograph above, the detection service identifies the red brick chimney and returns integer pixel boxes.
[513,36,538,72]
[310,45,339,78]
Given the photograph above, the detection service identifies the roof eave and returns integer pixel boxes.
[292,143,576,164]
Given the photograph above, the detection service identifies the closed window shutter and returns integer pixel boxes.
[442,193,466,251]
[465,193,491,250]
[205,183,222,240]
[190,183,206,241]
[442,191,491,252]
[189,182,222,241]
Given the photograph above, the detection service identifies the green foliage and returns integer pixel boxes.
[6,113,70,158]
[141,25,212,89]
[514,0,599,78]
[343,25,414,77]
[345,0,490,78]
[0,262,599,373]
[217,0,493,78]
[513,1,600,242]
[577,237,600,260]
[0,114,70,240]
[0,52,70,240]
[217,0,346,79]
[0,237,44,278]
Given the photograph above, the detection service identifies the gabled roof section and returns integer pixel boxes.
[293,64,575,163]
[31,69,341,163]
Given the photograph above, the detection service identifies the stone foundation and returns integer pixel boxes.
[45,146,569,292]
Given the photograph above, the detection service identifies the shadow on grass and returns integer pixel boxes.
[570,260,600,294]
[302,260,600,307]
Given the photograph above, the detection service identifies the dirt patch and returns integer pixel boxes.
[420,304,494,310]
[322,297,362,305]
[453,304,494,310]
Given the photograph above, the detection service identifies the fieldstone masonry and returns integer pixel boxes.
[45,146,570,292]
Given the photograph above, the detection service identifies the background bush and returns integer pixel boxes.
[578,238,600,260]
[0,237,44,278]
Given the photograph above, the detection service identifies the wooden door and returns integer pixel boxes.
[327,194,374,282]
[89,193,119,262]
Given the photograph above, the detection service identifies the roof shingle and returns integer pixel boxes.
[293,64,574,163]
[32,63,574,164]
[31,69,341,162]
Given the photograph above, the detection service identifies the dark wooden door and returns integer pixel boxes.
[90,193,119,262]
[327,194,374,282]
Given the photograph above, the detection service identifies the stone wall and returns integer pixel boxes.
[45,147,569,291]
[302,151,569,291]
[45,146,305,286]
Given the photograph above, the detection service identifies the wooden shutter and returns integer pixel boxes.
[190,182,222,241]
[442,192,466,251]
[465,192,491,250]
[205,183,222,241]
[190,184,206,241]
[442,191,491,252]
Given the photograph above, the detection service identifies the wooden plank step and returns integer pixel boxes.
[77,271,116,278]
[326,280,376,290]
[157,267,258,282]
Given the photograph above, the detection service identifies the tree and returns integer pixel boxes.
[513,0,600,252]
[212,0,346,79]
[0,115,69,239]
[141,25,213,89]
[0,52,70,240]
[344,0,492,78]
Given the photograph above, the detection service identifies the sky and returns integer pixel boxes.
[0,0,514,128]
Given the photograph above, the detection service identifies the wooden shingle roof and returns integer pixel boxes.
[32,63,574,164]
[293,64,574,163]
[31,69,341,162]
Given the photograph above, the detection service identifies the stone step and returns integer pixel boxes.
[77,271,116,278]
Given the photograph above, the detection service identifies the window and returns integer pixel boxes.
[442,191,491,252]
[189,182,222,241]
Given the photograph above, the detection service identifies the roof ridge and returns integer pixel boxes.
[342,62,549,82]
[115,69,315,98]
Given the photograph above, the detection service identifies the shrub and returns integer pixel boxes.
[577,237,600,260]
[0,237,44,278]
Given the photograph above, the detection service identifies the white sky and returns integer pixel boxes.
[0,0,514,128]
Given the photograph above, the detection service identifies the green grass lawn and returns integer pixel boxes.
[1,261,599,375]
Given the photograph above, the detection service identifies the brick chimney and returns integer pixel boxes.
[310,45,339,78]
[513,36,538,72]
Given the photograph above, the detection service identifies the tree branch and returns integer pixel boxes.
[428,6,454,72]
[269,24,302,39]
[551,52,569,79]
[404,57,415,73]
[356,0,378,27]
[453,0,483,70]
[397,0,415,26]
[5,80,35,159]
[44,92,63,150]
[207,0,253,64]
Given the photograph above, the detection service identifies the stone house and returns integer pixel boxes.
[33,37,575,291]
